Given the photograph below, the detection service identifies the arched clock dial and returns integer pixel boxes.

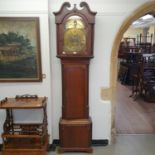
[63,16,86,54]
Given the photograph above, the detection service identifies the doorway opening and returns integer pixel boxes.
[116,13,155,134]
[104,1,155,140]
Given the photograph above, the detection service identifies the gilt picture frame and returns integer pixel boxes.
[0,17,42,82]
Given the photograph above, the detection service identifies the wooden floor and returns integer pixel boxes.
[115,82,155,134]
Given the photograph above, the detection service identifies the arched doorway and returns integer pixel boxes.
[101,1,155,142]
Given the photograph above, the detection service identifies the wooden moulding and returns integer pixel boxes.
[0,97,47,109]
[58,118,92,153]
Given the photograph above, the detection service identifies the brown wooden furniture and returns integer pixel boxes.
[140,57,155,102]
[130,56,155,101]
[118,53,142,85]
[137,33,153,45]
[129,63,142,99]
[54,2,96,153]
[137,33,153,53]
[118,33,154,59]
[124,37,136,47]
[118,37,137,58]
[0,95,49,155]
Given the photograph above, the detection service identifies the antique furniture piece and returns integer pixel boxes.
[0,95,49,155]
[129,55,155,101]
[54,2,96,153]
[118,33,154,59]
[140,55,155,102]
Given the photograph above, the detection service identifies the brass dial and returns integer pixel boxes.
[63,16,86,54]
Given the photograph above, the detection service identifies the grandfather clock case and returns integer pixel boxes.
[54,2,96,153]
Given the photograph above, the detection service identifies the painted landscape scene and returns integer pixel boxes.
[0,18,41,81]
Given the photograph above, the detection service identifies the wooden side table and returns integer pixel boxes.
[0,95,49,155]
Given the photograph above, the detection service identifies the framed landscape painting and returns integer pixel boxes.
[0,17,42,82]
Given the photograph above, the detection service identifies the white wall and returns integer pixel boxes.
[0,0,53,143]
[0,0,151,144]
[49,0,150,141]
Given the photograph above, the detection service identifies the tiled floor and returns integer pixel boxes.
[46,134,155,155]
[1,134,155,155]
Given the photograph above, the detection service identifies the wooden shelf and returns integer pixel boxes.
[0,97,47,109]
[0,95,49,155]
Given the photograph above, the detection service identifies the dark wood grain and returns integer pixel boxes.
[0,96,49,155]
[54,2,96,152]
[62,60,89,119]
[59,118,92,153]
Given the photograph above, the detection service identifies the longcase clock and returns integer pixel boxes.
[54,2,96,153]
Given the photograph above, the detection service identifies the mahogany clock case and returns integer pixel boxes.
[54,2,96,153]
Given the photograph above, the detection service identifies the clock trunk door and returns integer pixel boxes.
[62,61,89,119]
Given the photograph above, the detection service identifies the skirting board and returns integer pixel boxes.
[0,139,109,152]
[48,139,109,151]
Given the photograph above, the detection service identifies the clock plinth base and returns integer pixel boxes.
[58,146,93,153]
[59,118,92,153]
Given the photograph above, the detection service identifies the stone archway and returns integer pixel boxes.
[101,1,155,142]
